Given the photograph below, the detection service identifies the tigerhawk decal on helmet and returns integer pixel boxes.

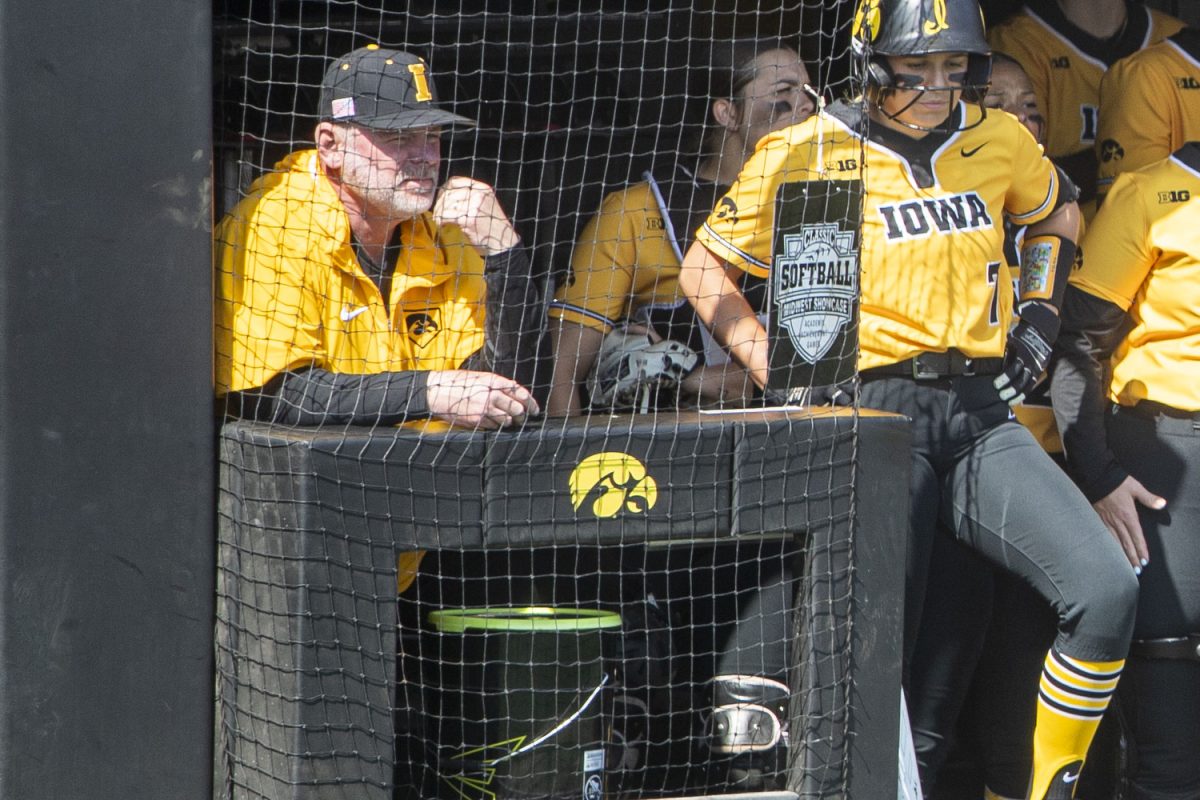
[852,0,882,45]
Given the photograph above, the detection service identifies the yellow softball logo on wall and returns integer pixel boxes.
[852,0,881,43]
[923,0,950,35]
[569,452,658,519]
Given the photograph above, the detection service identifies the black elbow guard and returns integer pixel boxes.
[1019,233,1078,310]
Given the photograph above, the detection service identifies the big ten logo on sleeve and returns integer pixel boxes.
[767,179,862,395]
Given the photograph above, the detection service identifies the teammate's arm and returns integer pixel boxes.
[679,361,755,407]
[546,320,605,416]
[1050,174,1165,567]
[1051,287,1160,568]
[681,126,790,391]
[678,242,768,389]
[544,186,648,416]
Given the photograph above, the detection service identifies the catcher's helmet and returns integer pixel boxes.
[853,0,991,98]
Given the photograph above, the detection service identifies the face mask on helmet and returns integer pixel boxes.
[852,0,993,132]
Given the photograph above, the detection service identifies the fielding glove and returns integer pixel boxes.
[587,327,699,412]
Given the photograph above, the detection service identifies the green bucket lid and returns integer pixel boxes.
[429,607,622,633]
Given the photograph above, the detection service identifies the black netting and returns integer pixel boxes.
[213,3,875,799]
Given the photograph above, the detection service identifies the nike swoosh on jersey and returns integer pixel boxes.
[961,143,987,158]
[339,305,369,322]
[1063,772,1080,784]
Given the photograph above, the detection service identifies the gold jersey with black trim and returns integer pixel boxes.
[1097,28,1200,199]
[550,165,765,358]
[697,101,1060,372]
[1070,142,1200,412]
[989,0,1183,207]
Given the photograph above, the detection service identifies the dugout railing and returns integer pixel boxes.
[214,409,907,800]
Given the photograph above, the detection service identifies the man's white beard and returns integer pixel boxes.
[341,155,434,221]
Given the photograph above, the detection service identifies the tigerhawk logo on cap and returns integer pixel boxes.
[569,452,658,518]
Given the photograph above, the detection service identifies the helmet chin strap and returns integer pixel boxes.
[872,82,988,134]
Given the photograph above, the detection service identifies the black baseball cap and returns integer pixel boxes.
[318,45,475,129]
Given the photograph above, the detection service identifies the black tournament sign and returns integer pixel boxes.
[767,179,862,398]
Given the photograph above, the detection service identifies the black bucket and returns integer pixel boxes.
[428,607,622,800]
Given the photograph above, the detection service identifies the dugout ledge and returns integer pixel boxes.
[214,408,908,800]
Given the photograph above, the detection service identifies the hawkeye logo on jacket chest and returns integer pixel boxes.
[406,311,441,349]
[878,192,993,240]
[773,223,858,364]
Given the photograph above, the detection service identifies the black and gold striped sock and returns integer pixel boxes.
[1027,649,1123,799]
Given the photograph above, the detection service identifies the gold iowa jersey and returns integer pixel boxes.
[549,166,763,356]
[697,101,1060,372]
[550,177,693,334]
[1097,28,1200,198]
[989,1,1183,206]
[215,149,488,395]
[1071,143,1200,412]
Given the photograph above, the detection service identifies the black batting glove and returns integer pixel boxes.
[994,301,1060,407]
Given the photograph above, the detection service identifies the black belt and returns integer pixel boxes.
[1122,400,1200,422]
[864,350,1004,380]
[1131,634,1200,661]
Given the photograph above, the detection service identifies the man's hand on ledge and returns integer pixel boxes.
[426,370,539,430]
[433,177,520,256]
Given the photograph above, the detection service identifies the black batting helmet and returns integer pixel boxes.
[853,0,992,92]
